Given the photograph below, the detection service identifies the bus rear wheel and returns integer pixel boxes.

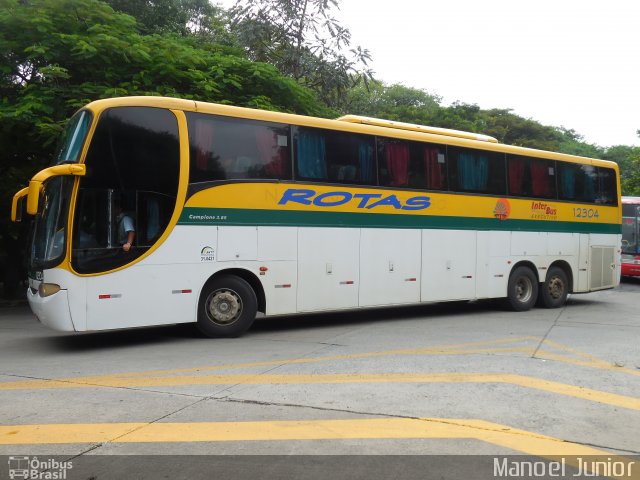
[538,266,569,308]
[506,266,538,312]
[197,275,257,338]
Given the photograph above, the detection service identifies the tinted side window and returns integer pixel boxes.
[597,167,618,206]
[448,147,506,195]
[558,163,597,203]
[188,114,291,183]
[507,155,556,199]
[378,139,447,190]
[295,127,375,184]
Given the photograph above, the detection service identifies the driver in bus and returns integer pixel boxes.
[114,198,135,252]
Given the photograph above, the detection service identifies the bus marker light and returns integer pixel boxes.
[172,289,192,294]
[259,267,268,271]
[98,294,122,300]
[340,281,355,285]
[275,284,291,289]
[405,278,417,282]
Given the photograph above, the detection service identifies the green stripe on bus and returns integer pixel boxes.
[178,208,621,234]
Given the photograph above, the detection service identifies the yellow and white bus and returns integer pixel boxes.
[11,96,621,337]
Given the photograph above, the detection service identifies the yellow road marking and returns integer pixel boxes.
[0,417,614,449]
[19,335,629,382]
[0,373,638,412]
[2,417,638,479]
[117,336,542,378]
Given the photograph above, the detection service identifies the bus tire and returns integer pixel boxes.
[197,275,257,338]
[506,266,538,312]
[538,266,569,308]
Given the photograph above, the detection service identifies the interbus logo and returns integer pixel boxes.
[493,198,511,220]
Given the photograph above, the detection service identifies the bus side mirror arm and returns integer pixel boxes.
[11,187,29,222]
[26,164,86,215]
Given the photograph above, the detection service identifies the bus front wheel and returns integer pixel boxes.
[197,275,257,338]
[506,266,538,311]
[538,267,569,308]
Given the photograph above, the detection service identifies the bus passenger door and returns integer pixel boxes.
[297,228,359,312]
[421,230,477,302]
[359,229,421,307]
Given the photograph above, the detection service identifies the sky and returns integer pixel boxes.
[220,0,640,147]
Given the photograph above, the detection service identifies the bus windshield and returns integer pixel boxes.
[53,110,92,165]
[29,111,92,271]
[622,203,640,255]
[30,176,73,270]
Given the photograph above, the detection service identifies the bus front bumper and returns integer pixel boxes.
[27,287,76,332]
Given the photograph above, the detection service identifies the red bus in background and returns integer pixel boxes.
[622,196,640,277]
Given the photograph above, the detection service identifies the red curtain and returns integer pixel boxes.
[194,120,214,170]
[531,160,552,196]
[508,157,526,195]
[255,128,284,177]
[385,143,410,186]
[424,148,444,189]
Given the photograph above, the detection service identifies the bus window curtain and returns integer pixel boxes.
[358,142,374,182]
[508,157,526,195]
[194,120,214,171]
[424,148,444,189]
[385,143,410,186]
[476,155,489,190]
[458,153,488,190]
[297,130,327,179]
[561,167,575,199]
[531,161,552,197]
[583,170,596,201]
[256,128,284,177]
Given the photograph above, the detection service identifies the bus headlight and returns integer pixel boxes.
[39,283,61,297]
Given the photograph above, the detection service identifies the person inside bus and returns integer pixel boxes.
[114,198,135,252]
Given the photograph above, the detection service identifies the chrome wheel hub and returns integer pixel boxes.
[207,289,242,325]
[515,277,533,303]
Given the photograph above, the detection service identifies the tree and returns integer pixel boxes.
[105,0,218,35]
[344,81,441,122]
[621,151,640,195]
[230,0,372,107]
[0,0,330,297]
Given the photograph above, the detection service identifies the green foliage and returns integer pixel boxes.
[344,81,440,123]
[619,148,640,196]
[105,0,217,35]
[230,0,372,107]
[0,0,330,295]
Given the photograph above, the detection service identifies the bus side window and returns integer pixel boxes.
[449,147,505,195]
[295,127,375,185]
[377,139,446,190]
[188,114,292,182]
[507,155,556,199]
[596,167,618,206]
